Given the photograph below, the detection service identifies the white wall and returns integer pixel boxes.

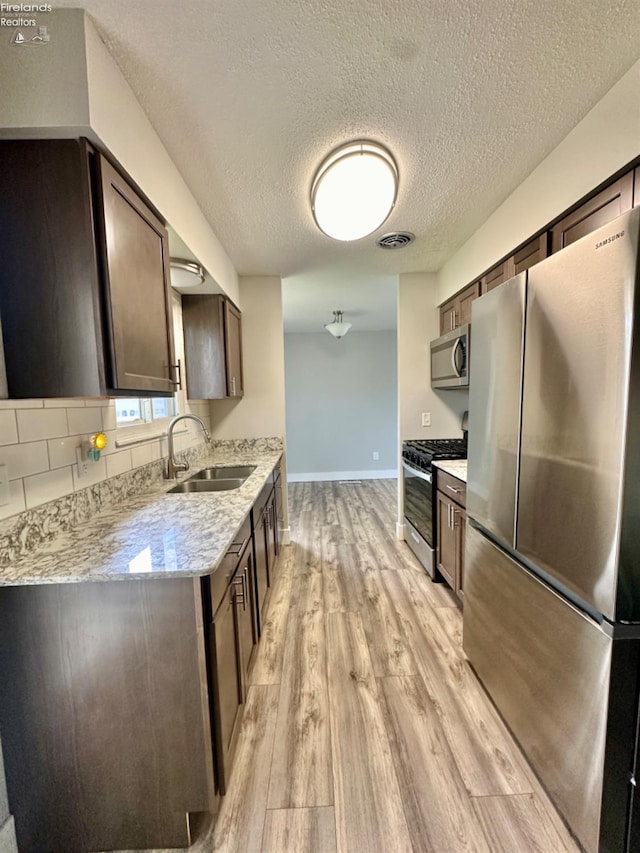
[398,273,469,443]
[285,331,397,480]
[396,272,469,528]
[438,58,640,303]
[210,277,286,441]
[0,9,239,305]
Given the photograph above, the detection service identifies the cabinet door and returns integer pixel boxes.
[224,301,244,397]
[551,172,633,253]
[436,492,456,589]
[210,588,242,795]
[264,493,278,583]
[182,295,227,399]
[514,233,549,275]
[457,282,481,326]
[481,258,516,293]
[233,556,255,702]
[635,168,640,208]
[253,511,269,633]
[439,299,456,335]
[95,153,176,393]
[273,469,283,555]
[454,508,466,601]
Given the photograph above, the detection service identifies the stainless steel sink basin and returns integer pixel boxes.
[188,465,256,481]
[167,478,245,494]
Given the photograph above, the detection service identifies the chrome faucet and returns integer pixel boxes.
[165,414,212,479]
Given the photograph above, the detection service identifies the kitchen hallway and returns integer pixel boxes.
[202,480,579,853]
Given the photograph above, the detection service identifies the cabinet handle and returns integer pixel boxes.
[233,576,246,610]
[170,359,182,390]
[230,376,236,396]
[445,484,462,494]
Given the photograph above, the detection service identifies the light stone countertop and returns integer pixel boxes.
[433,459,468,483]
[0,447,282,586]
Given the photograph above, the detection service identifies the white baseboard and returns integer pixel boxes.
[396,522,405,540]
[287,470,398,483]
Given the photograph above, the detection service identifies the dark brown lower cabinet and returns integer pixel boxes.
[0,579,215,853]
[436,488,466,602]
[207,538,256,795]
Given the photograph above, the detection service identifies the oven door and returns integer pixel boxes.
[402,461,435,576]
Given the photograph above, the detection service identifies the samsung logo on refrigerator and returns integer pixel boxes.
[595,230,625,249]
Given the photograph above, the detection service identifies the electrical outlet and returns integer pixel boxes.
[372,451,380,461]
[421,412,431,427]
[75,446,90,478]
[0,464,9,506]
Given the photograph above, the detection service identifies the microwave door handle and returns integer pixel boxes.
[451,338,463,377]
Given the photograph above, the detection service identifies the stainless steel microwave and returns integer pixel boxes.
[430,324,469,389]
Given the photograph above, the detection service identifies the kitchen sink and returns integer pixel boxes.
[167,478,245,494]
[188,465,256,481]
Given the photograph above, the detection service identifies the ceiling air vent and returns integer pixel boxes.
[376,231,415,249]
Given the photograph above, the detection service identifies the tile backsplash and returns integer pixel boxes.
[0,397,212,521]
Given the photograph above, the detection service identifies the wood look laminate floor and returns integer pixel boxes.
[197,480,581,853]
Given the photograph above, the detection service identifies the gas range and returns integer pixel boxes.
[402,438,467,474]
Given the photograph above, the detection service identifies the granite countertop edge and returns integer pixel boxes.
[433,459,468,482]
[0,448,283,586]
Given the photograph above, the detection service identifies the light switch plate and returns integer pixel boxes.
[421,412,431,427]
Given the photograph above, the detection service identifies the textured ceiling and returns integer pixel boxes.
[52,0,640,327]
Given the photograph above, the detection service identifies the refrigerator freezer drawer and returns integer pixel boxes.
[463,522,612,852]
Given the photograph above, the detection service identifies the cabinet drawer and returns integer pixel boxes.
[252,481,273,522]
[209,516,251,616]
[437,470,466,507]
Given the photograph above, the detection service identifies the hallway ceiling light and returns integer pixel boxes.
[169,258,205,289]
[310,141,398,241]
[325,310,352,339]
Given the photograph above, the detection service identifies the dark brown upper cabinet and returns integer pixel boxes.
[182,295,244,399]
[439,281,480,334]
[480,258,516,294]
[513,233,549,275]
[550,172,634,253]
[0,139,177,398]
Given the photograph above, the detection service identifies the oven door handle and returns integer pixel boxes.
[402,461,432,483]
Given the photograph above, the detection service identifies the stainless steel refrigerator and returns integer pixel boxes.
[464,207,640,853]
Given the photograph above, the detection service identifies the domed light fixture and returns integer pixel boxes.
[325,310,352,339]
[311,141,398,241]
[169,258,205,289]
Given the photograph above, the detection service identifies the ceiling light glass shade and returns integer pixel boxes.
[169,258,205,289]
[311,141,398,241]
[325,310,352,339]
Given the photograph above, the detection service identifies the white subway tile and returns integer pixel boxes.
[48,437,81,470]
[131,443,154,468]
[84,397,110,407]
[106,449,133,478]
[101,405,117,432]
[0,479,26,520]
[0,441,50,480]
[0,410,18,446]
[100,430,118,455]
[0,399,43,409]
[72,457,107,490]
[44,398,85,408]
[24,467,74,508]
[17,408,68,442]
[66,407,103,436]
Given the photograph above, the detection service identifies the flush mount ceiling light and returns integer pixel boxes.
[311,141,398,241]
[325,310,352,339]
[169,258,205,289]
